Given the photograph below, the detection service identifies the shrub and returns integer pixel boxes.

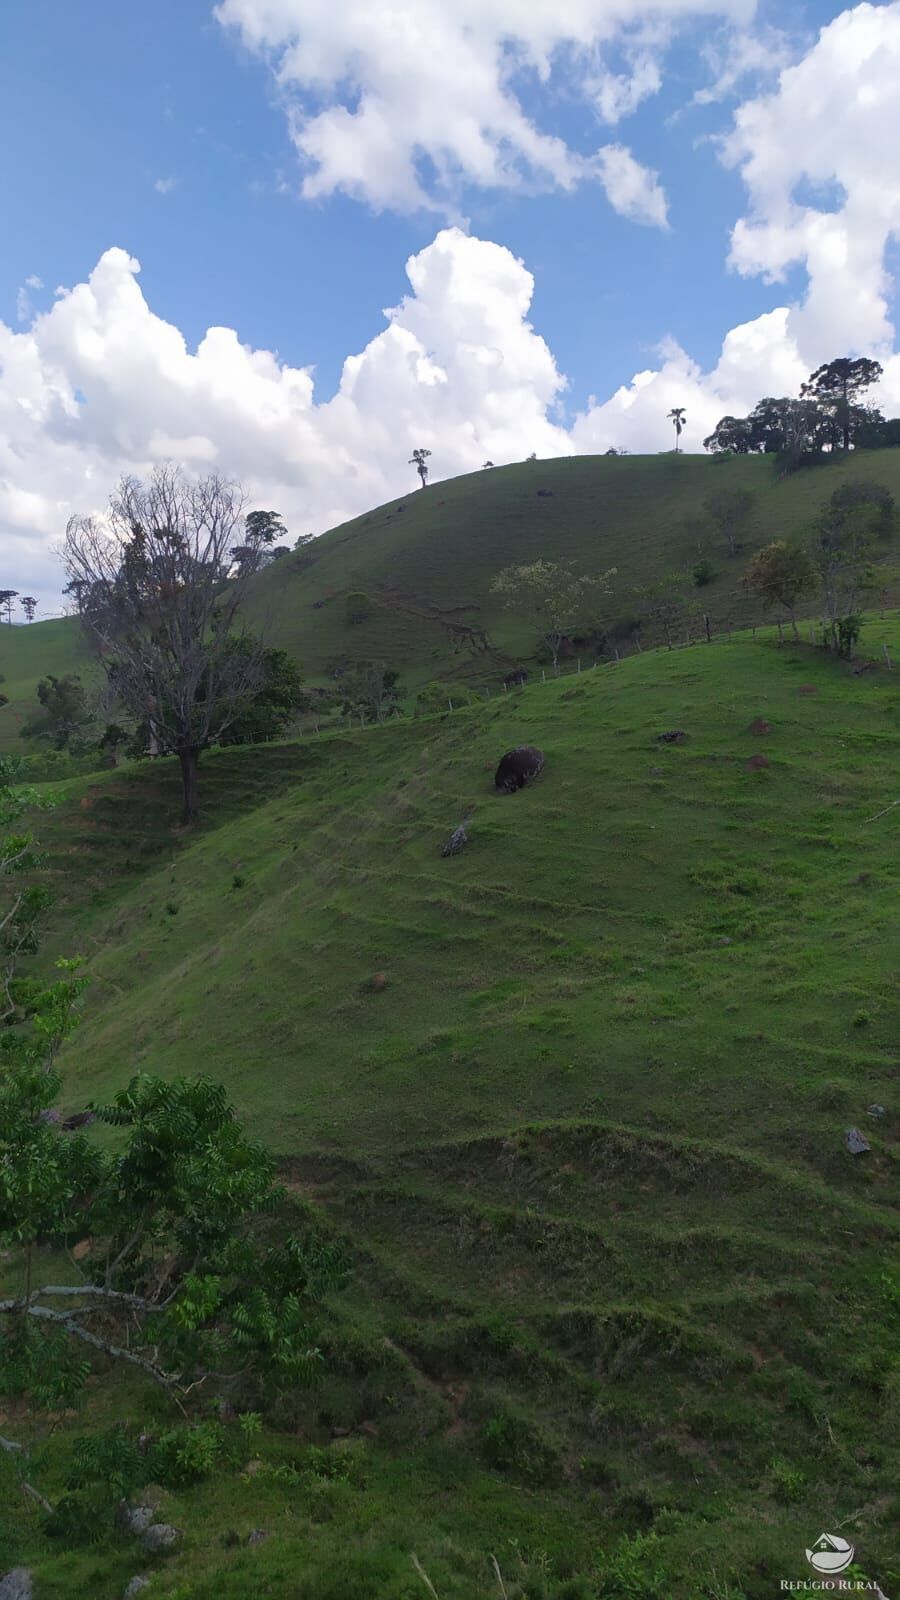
[345,591,372,626]
[480,1407,559,1484]
[692,558,717,587]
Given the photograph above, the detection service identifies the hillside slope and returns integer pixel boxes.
[4,447,900,751]
[246,448,900,683]
[8,627,898,1598]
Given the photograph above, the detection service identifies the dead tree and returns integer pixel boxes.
[64,467,269,823]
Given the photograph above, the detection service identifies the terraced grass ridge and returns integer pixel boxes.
[2,619,897,1600]
[4,447,900,750]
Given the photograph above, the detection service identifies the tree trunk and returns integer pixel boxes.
[178,747,201,825]
[790,614,800,642]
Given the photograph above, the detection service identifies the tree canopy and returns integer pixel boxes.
[491,559,615,669]
[704,356,892,464]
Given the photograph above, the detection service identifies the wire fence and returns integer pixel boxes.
[299,615,894,739]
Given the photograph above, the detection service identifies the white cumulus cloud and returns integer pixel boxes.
[213,0,754,219]
[595,143,669,226]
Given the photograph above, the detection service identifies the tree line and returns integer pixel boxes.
[703,356,898,465]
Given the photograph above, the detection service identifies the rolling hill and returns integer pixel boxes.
[4,447,900,752]
[4,621,898,1599]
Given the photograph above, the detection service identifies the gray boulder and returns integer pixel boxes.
[0,1573,32,1600]
[123,1580,152,1599]
[440,825,468,857]
[141,1524,179,1553]
[120,1503,155,1534]
[845,1127,871,1155]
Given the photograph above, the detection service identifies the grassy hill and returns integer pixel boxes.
[5,624,898,1598]
[246,450,900,684]
[0,617,94,752]
[4,448,900,752]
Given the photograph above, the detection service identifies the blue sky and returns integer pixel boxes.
[0,0,829,402]
[2,0,900,608]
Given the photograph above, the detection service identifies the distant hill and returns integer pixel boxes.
[4,448,900,750]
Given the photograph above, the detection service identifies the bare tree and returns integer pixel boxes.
[409,448,431,488]
[63,467,269,824]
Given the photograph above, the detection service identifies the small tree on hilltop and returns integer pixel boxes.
[745,541,816,640]
[63,466,271,824]
[667,408,686,453]
[409,448,431,489]
[245,509,287,548]
[21,597,37,624]
[491,560,616,671]
[0,591,18,626]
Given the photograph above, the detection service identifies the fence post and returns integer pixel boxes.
[777,622,784,645]
[809,625,816,644]
[884,643,893,670]
[448,698,454,712]
[503,682,508,692]
[577,657,581,673]
[614,647,620,660]
[541,669,546,682]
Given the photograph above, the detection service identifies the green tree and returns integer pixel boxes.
[341,660,403,723]
[213,646,306,745]
[21,597,37,624]
[0,590,18,625]
[0,763,349,1526]
[705,488,756,558]
[810,481,895,653]
[491,560,616,671]
[801,357,884,451]
[636,572,689,649]
[20,675,92,751]
[244,509,287,547]
[703,415,755,454]
[97,722,131,767]
[744,541,816,640]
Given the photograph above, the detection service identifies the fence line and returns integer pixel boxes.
[303,617,895,739]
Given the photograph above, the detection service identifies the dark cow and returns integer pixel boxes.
[503,668,529,688]
[494,745,545,794]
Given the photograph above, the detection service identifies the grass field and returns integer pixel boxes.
[3,622,897,1599]
[4,447,900,751]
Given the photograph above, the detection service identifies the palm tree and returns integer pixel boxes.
[668,408,686,453]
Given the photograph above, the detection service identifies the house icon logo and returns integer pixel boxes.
[806,1533,854,1574]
